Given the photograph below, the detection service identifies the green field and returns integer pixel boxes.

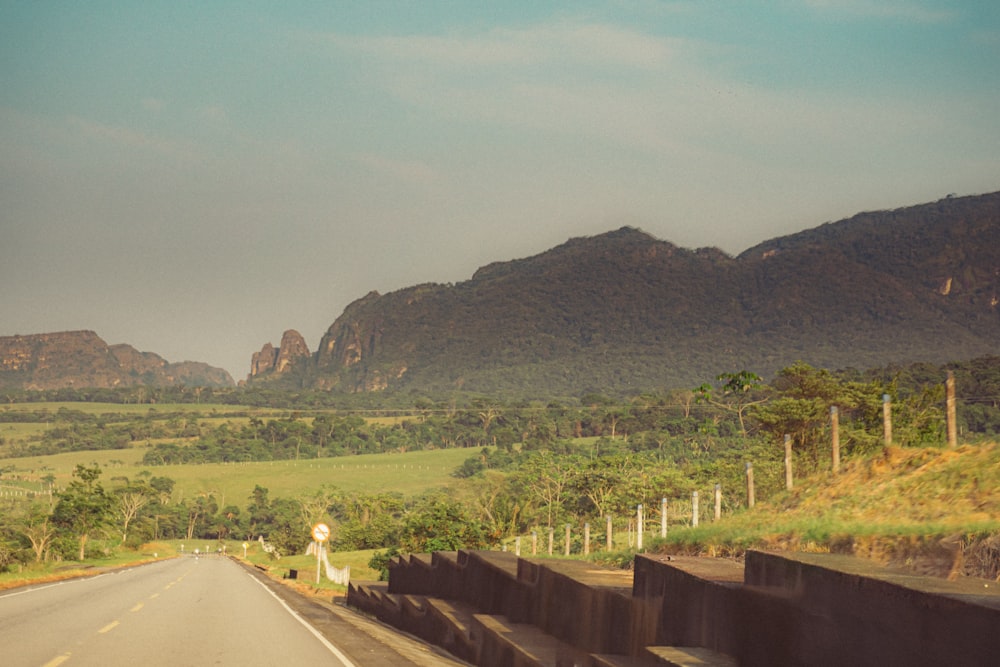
[0,402,280,415]
[1,446,475,502]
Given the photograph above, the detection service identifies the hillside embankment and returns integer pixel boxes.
[645,442,1000,582]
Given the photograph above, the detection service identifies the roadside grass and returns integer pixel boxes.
[239,544,381,596]
[0,539,379,594]
[639,443,1000,574]
[0,542,176,591]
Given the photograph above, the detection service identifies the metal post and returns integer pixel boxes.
[564,524,571,556]
[692,491,699,527]
[660,497,668,537]
[714,483,721,521]
[637,504,644,551]
[883,394,892,446]
[784,434,793,490]
[606,515,613,551]
[584,523,590,556]
[746,462,755,508]
[831,406,840,474]
[946,371,957,448]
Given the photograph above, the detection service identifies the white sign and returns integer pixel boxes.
[312,523,331,542]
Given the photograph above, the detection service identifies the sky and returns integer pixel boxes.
[2,1,999,381]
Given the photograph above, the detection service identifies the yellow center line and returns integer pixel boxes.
[131,602,144,612]
[149,593,160,599]
[42,654,71,667]
[98,620,120,634]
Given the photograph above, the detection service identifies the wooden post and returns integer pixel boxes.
[831,406,840,474]
[883,394,892,446]
[714,483,721,521]
[637,504,644,551]
[564,524,571,556]
[784,434,793,490]
[946,371,957,448]
[531,530,537,555]
[606,515,613,551]
[746,462,755,508]
[660,497,667,537]
[584,523,590,556]
[515,536,521,556]
[547,526,554,555]
[691,491,699,527]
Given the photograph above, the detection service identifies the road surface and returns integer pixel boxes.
[0,555,467,667]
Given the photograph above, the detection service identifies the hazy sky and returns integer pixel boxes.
[2,1,999,381]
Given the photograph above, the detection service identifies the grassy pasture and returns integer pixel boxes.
[0,402,278,415]
[1,446,475,502]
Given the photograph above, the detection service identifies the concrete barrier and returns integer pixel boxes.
[348,548,1000,666]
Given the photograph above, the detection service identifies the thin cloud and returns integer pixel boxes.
[141,97,164,112]
[329,21,675,70]
[800,0,955,23]
[68,116,200,161]
[354,152,440,185]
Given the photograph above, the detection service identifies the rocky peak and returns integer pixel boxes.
[0,330,233,389]
[249,330,310,379]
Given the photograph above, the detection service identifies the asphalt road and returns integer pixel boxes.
[0,555,468,667]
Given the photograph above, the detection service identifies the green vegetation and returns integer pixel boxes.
[1,357,998,587]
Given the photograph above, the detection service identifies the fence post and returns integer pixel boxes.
[746,462,755,508]
[883,394,892,446]
[661,497,668,537]
[606,515,613,551]
[637,504,644,551]
[714,483,721,521]
[531,531,537,555]
[548,526,554,555]
[784,434,793,490]
[584,522,590,556]
[831,406,840,474]
[946,371,958,449]
[564,524,571,556]
[515,536,521,556]
[692,491,699,527]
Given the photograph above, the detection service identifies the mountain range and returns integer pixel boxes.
[247,191,1000,397]
[4,192,996,396]
[0,331,234,391]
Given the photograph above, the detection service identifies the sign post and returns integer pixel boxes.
[312,523,331,584]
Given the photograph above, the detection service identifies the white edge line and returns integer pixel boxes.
[0,572,112,599]
[246,572,358,667]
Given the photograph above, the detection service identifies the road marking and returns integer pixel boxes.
[131,602,144,612]
[0,572,110,599]
[98,620,120,634]
[246,573,358,667]
[42,654,71,667]
[149,593,160,599]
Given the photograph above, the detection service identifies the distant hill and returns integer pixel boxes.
[250,191,1000,396]
[0,330,234,390]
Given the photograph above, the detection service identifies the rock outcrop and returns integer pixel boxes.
[248,330,310,379]
[249,191,1000,395]
[0,330,233,390]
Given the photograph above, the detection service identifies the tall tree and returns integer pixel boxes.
[52,464,113,560]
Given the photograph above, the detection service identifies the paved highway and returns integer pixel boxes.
[0,555,467,667]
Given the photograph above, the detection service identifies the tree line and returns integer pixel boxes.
[2,359,997,572]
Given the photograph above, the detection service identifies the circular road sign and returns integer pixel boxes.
[312,522,331,542]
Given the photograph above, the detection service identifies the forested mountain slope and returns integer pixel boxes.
[253,192,1000,396]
